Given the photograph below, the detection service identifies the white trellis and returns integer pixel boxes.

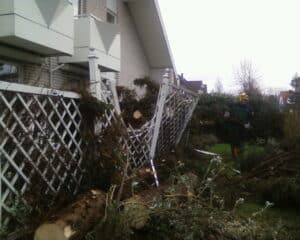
[0,81,83,228]
[128,71,199,186]
[0,71,199,230]
[149,71,199,178]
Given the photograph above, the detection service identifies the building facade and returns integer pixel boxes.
[178,74,207,94]
[0,0,176,93]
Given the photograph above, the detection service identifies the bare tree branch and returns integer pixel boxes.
[234,60,261,95]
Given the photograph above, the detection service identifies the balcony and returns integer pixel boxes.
[0,0,74,56]
[60,15,120,72]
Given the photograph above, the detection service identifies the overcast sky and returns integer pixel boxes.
[157,0,300,93]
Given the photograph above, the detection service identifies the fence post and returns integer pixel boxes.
[175,98,198,145]
[109,78,121,115]
[149,69,170,186]
[88,48,102,100]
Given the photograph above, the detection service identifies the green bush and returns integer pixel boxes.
[284,110,300,140]
[190,93,284,143]
[190,93,234,136]
[239,145,266,172]
[247,178,300,209]
[249,95,284,141]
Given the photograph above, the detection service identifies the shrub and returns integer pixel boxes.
[249,95,284,141]
[190,93,234,136]
[239,145,266,172]
[190,93,284,143]
[284,110,300,139]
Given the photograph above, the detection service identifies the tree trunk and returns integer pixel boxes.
[34,190,106,240]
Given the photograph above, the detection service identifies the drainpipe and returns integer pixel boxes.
[88,48,102,100]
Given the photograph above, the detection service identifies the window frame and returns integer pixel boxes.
[0,59,23,83]
[106,9,117,24]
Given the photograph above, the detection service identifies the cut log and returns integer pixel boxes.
[123,195,149,230]
[133,110,143,119]
[34,190,106,240]
[34,173,199,239]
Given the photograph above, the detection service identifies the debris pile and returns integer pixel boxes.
[117,77,159,128]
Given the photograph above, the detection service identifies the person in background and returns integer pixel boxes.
[224,92,254,160]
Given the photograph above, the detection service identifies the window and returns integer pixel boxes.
[0,61,21,82]
[106,11,116,24]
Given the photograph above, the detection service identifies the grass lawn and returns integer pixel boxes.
[205,143,300,239]
[237,202,300,238]
[207,143,232,158]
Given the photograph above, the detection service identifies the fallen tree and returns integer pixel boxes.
[34,190,106,240]
[34,171,199,240]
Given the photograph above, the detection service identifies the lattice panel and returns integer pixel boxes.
[0,75,199,230]
[154,83,199,159]
[99,79,152,169]
[0,82,83,227]
[127,121,154,168]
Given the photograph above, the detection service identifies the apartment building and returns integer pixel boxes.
[0,0,176,92]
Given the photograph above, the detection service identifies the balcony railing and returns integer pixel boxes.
[0,0,74,57]
[60,15,120,72]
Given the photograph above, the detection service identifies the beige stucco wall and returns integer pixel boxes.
[118,1,150,88]
[82,0,151,88]
[150,68,165,84]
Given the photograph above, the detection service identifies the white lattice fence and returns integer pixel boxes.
[127,121,153,168]
[149,76,199,162]
[97,79,152,169]
[0,81,83,228]
[0,74,199,230]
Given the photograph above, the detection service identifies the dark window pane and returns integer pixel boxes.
[0,63,19,82]
[107,12,116,24]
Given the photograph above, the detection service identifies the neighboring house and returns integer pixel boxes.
[279,90,294,111]
[279,90,300,111]
[0,0,176,93]
[178,73,207,94]
[279,77,300,111]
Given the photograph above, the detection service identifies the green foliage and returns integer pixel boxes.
[9,197,32,224]
[188,134,219,149]
[190,93,284,143]
[249,95,284,141]
[239,145,266,172]
[117,77,159,128]
[237,202,300,239]
[280,137,300,153]
[0,196,33,237]
[81,121,127,191]
[142,198,291,240]
[284,110,300,139]
[0,225,8,239]
[86,203,133,240]
[79,93,126,191]
[139,155,295,240]
[133,77,159,96]
[207,144,232,158]
[190,93,234,136]
[79,93,113,137]
[248,178,300,209]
